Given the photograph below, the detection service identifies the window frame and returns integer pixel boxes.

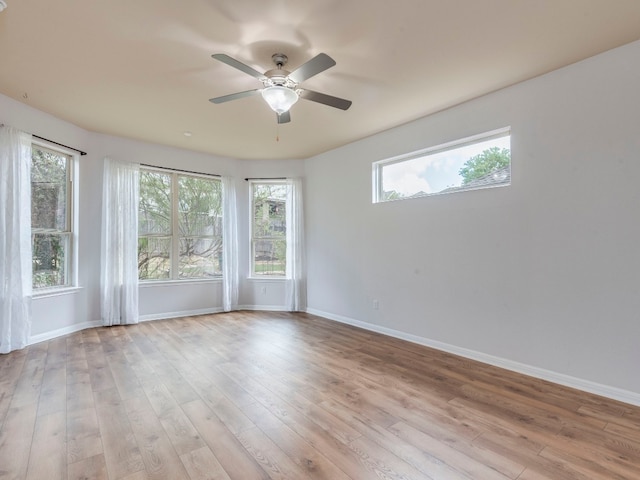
[249,180,288,278]
[138,166,223,282]
[372,127,511,203]
[31,140,79,293]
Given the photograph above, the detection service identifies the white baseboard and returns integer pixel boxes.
[28,307,225,344]
[31,306,637,407]
[139,307,223,322]
[238,305,288,312]
[306,308,640,407]
[29,320,102,345]
[28,305,284,345]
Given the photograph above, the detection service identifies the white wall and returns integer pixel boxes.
[4,39,640,404]
[305,40,640,403]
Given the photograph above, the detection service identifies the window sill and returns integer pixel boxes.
[140,278,222,288]
[247,277,287,282]
[33,286,83,299]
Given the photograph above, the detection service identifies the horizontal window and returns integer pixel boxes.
[373,128,511,202]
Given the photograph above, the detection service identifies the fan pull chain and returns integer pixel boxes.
[276,122,280,142]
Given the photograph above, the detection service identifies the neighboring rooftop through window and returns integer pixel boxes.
[373,127,511,202]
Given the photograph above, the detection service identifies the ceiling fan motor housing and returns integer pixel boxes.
[263,69,295,88]
[264,54,297,88]
[209,51,351,123]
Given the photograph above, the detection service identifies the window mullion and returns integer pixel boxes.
[171,173,180,280]
[67,159,73,233]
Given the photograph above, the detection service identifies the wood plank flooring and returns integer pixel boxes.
[1,311,639,479]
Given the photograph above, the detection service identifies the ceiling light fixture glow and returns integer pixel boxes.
[0,1,7,12]
[261,86,298,114]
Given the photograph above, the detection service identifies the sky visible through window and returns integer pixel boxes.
[382,135,511,197]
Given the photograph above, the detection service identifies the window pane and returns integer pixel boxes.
[138,236,171,280]
[139,171,172,234]
[32,233,68,288]
[378,132,511,201]
[139,169,224,282]
[31,147,68,230]
[253,239,286,276]
[179,237,222,278]
[253,184,287,237]
[178,176,222,236]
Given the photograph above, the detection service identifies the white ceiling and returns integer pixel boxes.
[1,0,640,160]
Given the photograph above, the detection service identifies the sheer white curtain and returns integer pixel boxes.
[285,177,306,311]
[101,158,140,326]
[0,126,33,353]
[222,176,239,312]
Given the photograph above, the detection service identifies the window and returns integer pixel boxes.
[373,128,511,202]
[138,168,222,281]
[251,182,287,276]
[31,144,74,290]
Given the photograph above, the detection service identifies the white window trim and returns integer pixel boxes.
[139,278,222,288]
[247,276,287,282]
[249,180,287,279]
[33,286,83,299]
[31,139,79,291]
[138,166,223,282]
[372,126,511,203]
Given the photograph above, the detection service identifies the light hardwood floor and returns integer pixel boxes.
[1,311,639,479]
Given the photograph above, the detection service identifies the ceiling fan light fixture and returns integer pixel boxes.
[261,86,298,114]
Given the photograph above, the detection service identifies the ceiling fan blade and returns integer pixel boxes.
[277,111,291,124]
[288,53,336,83]
[211,54,266,81]
[299,89,352,110]
[209,89,262,104]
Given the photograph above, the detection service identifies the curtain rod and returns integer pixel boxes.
[33,134,87,156]
[244,177,287,181]
[140,163,221,178]
[1,123,87,155]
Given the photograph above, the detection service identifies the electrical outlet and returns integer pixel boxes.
[261,286,267,295]
[373,299,379,310]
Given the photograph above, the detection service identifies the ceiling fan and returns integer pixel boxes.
[209,52,352,124]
